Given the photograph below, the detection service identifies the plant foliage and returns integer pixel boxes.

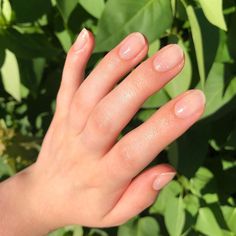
[0,0,236,235]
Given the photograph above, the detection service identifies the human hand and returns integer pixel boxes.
[0,29,205,235]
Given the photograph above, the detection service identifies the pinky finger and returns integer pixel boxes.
[101,164,176,227]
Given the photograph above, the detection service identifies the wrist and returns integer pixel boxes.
[0,164,50,236]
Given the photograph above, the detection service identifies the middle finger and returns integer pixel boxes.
[80,44,184,154]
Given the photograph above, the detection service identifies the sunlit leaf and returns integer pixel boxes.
[79,0,105,19]
[190,167,215,197]
[1,0,12,23]
[95,0,173,52]
[196,207,224,236]
[198,0,227,31]
[118,217,159,236]
[142,89,170,109]
[201,63,236,118]
[186,5,205,88]
[184,194,200,216]
[150,180,182,214]
[136,217,160,236]
[165,196,185,236]
[1,49,21,101]
[222,206,236,233]
[164,39,192,98]
[56,0,78,23]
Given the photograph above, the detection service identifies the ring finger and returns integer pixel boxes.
[104,89,205,188]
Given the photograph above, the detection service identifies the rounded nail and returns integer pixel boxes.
[174,90,206,119]
[153,44,184,72]
[119,32,146,60]
[74,28,88,52]
[152,172,176,191]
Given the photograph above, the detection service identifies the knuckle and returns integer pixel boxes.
[89,105,113,134]
[56,84,67,107]
[116,144,137,171]
[73,91,86,110]
[72,91,91,118]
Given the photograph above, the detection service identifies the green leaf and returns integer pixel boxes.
[1,0,12,23]
[184,194,200,216]
[228,11,236,61]
[79,0,105,19]
[225,123,236,150]
[17,57,46,96]
[118,218,137,236]
[215,31,232,63]
[33,58,46,87]
[118,217,159,236]
[0,156,14,177]
[136,217,160,236]
[186,5,205,88]
[198,0,227,31]
[56,0,78,23]
[142,89,170,109]
[70,225,83,236]
[221,206,236,233]
[164,39,192,98]
[0,45,5,67]
[195,9,220,78]
[148,39,160,57]
[88,228,108,236]
[168,123,210,178]
[10,0,51,23]
[47,228,66,236]
[1,49,21,101]
[95,0,173,52]
[201,63,236,118]
[55,30,72,52]
[150,180,182,214]
[165,196,185,236]
[190,167,215,197]
[136,109,156,122]
[43,225,83,236]
[0,28,60,59]
[195,207,224,236]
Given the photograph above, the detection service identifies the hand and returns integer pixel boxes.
[0,29,205,235]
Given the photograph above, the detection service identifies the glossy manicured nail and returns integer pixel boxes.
[119,33,146,60]
[74,28,88,51]
[153,44,184,72]
[174,90,206,119]
[153,172,176,191]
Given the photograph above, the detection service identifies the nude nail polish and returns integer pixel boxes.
[153,44,184,72]
[153,172,176,191]
[174,90,206,119]
[74,28,88,51]
[119,33,146,60]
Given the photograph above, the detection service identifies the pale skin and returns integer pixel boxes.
[0,29,206,235]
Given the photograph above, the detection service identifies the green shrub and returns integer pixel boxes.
[0,0,236,235]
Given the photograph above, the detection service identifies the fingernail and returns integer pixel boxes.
[74,28,88,51]
[153,44,184,72]
[119,32,146,60]
[153,172,176,191]
[174,89,206,119]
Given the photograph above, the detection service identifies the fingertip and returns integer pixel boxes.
[117,32,148,61]
[71,28,95,54]
[174,89,206,119]
[152,171,176,191]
